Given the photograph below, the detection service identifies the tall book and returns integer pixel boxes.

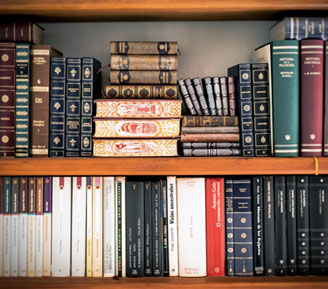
[86,177,93,277]
[50,57,66,157]
[71,177,87,277]
[152,180,162,277]
[225,179,234,276]
[161,179,169,276]
[103,177,115,277]
[35,177,43,277]
[0,23,43,44]
[18,177,27,276]
[325,41,328,156]
[0,178,3,277]
[300,39,324,156]
[177,178,206,277]
[66,58,81,157]
[206,177,225,276]
[15,43,30,157]
[10,177,19,276]
[3,177,11,276]
[81,57,101,156]
[271,40,299,157]
[110,41,178,55]
[52,177,71,277]
[27,177,35,277]
[144,181,152,276]
[0,43,15,157]
[251,63,270,156]
[228,64,254,156]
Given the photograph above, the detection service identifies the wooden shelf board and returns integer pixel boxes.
[0,0,328,21]
[0,157,324,176]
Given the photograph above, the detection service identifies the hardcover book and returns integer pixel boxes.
[180,133,240,143]
[181,79,201,116]
[202,77,216,116]
[144,181,152,276]
[182,142,240,149]
[178,79,196,115]
[161,179,169,276]
[0,178,2,277]
[192,78,209,116]
[181,116,238,127]
[212,77,223,116]
[35,177,43,277]
[110,70,177,84]
[3,177,11,276]
[181,126,239,134]
[227,76,236,116]
[182,148,241,157]
[152,180,162,276]
[86,177,93,277]
[110,41,178,55]
[18,177,28,276]
[225,179,234,276]
[27,177,35,277]
[10,177,19,276]
[325,40,328,156]
[0,22,43,44]
[219,77,229,116]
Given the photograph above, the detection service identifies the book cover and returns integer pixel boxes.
[110,70,177,84]
[10,177,19,276]
[35,177,43,277]
[0,23,43,44]
[177,178,207,277]
[152,180,162,277]
[110,41,178,55]
[181,116,238,127]
[184,78,202,116]
[86,177,93,277]
[227,76,236,116]
[180,133,240,143]
[18,177,27,276]
[3,177,11,276]
[192,77,209,116]
[0,178,3,277]
[202,77,216,116]
[183,148,241,157]
[219,77,229,116]
[212,77,223,116]
[27,177,35,277]
[178,79,196,116]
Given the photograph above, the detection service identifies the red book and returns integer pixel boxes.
[324,41,328,156]
[300,39,324,156]
[205,177,225,276]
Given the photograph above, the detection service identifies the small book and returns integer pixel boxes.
[184,79,202,116]
[110,41,178,55]
[110,71,177,84]
[178,79,196,115]
[182,148,241,157]
[227,76,236,116]
[219,77,229,116]
[180,133,240,143]
[181,126,239,134]
[182,142,240,149]
[0,23,43,44]
[144,181,152,276]
[212,77,223,116]
[181,115,239,127]
[161,179,169,276]
[192,78,209,116]
[202,77,217,116]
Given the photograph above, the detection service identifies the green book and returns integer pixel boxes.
[271,40,299,157]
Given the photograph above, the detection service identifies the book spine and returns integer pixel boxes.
[0,43,15,157]
[66,58,81,157]
[161,179,169,276]
[227,76,236,116]
[286,176,297,275]
[206,177,225,276]
[296,176,310,275]
[181,126,239,134]
[212,77,223,116]
[182,148,241,157]
[104,84,178,99]
[178,79,196,115]
[10,177,19,276]
[0,23,42,43]
[300,39,324,156]
[18,177,27,276]
[103,176,115,277]
[228,64,254,156]
[182,142,240,149]
[144,181,152,276]
[71,177,87,276]
[202,77,217,116]
[110,41,178,55]
[180,133,240,143]
[184,78,202,115]
[27,177,35,277]
[219,77,229,116]
[251,63,271,156]
[111,55,178,71]
[271,40,299,156]
[81,57,101,157]
[86,177,93,277]
[110,71,177,84]
[275,176,287,275]
[263,176,275,276]
[192,77,209,116]
[225,179,234,276]
[177,178,207,277]
[50,57,66,157]
[3,177,11,276]
[35,177,43,277]
[167,176,178,277]
[152,180,162,276]
[181,116,239,127]
[42,176,51,277]
[15,43,30,157]
[325,40,328,155]
[253,176,264,275]
[0,178,3,277]
[309,176,328,275]
[126,181,145,277]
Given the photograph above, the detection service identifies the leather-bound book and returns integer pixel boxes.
[110,41,178,55]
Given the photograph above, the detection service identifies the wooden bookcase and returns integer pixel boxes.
[1,0,328,288]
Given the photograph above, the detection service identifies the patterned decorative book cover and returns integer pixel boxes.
[93,139,178,157]
[0,23,43,44]
[110,41,178,55]
[95,99,181,118]
[94,119,180,138]
[110,70,177,84]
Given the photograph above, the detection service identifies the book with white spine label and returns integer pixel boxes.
[27,177,36,277]
[42,177,52,276]
[10,177,19,276]
[86,177,93,277]
[177,177,207,277]
[35,177,43,277]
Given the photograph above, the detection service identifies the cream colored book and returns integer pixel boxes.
[3,177,11,277]
[27,177,36,277]
[35,177,43,277]
[0,204,3,277]
[86,177,93,277]
[177,178,207,277]
[92,176,103,277]
[10,177,19,276]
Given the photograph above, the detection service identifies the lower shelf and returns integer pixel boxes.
[0,276,328,289]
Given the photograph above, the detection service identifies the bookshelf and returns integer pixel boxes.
[1,0,328,288]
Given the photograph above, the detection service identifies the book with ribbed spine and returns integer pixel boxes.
[212,77,223,116]
[110,71,177,84]
[10,177,19,276]
[15,43,30,157]
[35,177,43,277]
[183,148,241,157]
[182,116,238,127]
[18,177,27,276]
[181,133,240,143]
[110,41,178,55]
[184,79,202,116]
[27,177,35,277]
[192,78,209,116]
[181,126,239,134]
[50,57,66,157]
[182,142,240,149]
[0,23,43,44]
[3,177,11,276]
[178,79,196,115]
[219,77,229,116]
[227,76,236,116]
[203,77,216,116]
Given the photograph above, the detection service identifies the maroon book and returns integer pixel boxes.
[300,39,324,157]
[324,41,328,156]
[0,23,43,44]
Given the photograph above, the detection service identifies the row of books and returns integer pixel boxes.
[1,174,327,277]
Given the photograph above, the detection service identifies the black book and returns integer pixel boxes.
[178,79,196,115]
[202,77,216,116]
[144,181,153,276]
[296,176,310,275]
[274,176,287,276]
[253,176,264,275]
[309,176,328,275]
[185,78,202,116]
[161,179,169,276]
[192,77,209,116]
[126,181,145,277]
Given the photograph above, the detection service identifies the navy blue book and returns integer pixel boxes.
[81,58,101,157]
[228,64,254,156]
[50,57,66,157]
[66,58,81,157]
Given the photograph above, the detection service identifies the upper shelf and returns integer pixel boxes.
[1,0,328,21]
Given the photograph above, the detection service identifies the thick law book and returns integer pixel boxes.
[182,148,241,157]
[110,71,177,84]
[95,99,181,118]
[228,63,254,156]
[3,177,11,276]
[202,77,216,116]
[206,178,225,276]
[0,42,15,157]
[30,45,62,157]
[50,57,66,157]
[0,178,3,277]
[27,177,36,277]
[182,116,238,127]
[111,55,178,71]
[300,39,324,156]
[86,177,93,277]
[181,126,239,134]
[144,181,152,276]
[81,57,101,157]
[52,177,71,277]
[180,133,240,143]
[182,142,240,149]
[0,23,43,44]
[94,119,180,138]
[184,78,202,116]
[66,57,81,157]
[219,77,229,116]
[177,178,207,277]
[309,176,328,275]
[105,84,178,99]
[252,63,270,156]
[110,41,178,55]
[10,177,19,277]
[192,77,209,116]
[18,177,27,276]
[225,179,234,276]
[296,176,310,275]
[178,79,196,115]
[35,177,43,277]
[212,77,223,116]
[271,40,299,157]
[15,43,30,157]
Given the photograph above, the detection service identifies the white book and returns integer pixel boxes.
[103,176,115,277]
[35,177,44,277]
[27,178,36,277]
[0,208,3,277]
[3,177,11,277]
[10,178,19,276]
[52,177,72,277]
[167,176,179,277]
[86,177,93,277]
[177,178,207,277]
[71,177,87,277]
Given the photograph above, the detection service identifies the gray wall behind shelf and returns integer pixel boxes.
[41,21,275,86]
